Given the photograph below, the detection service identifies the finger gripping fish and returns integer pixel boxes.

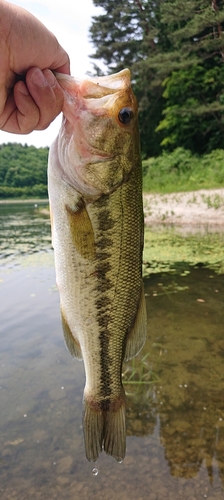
[48,69,147,463]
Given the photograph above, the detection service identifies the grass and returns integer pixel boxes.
[122,353,159,386]
[201,193,224,209]
[142,147,224,193]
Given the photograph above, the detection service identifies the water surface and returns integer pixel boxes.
[0,202,224,500]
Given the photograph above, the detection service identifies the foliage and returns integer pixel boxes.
[90,0,154,72]
[1,142,224,199]
[0,143,48,198]
[156,65,224,153]
[122,353,159,386]
[90,0,165,157]
[142,147,224,192]
[90,1,224,157]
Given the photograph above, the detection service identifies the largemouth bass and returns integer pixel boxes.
[48,69,147,463]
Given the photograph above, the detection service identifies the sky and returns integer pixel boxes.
[0,0,103,148]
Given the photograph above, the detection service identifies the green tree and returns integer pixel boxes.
[152,0,224,153]
[90,0,224,156]
[157,64,224,153]
[90,0,153,72]
[0,143,48,198]
[90,0,165,157]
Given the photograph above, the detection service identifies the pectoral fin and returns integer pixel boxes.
[124,283,147,361]
[65,201,96,260]
[61,309,83,360]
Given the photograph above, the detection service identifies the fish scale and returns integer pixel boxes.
[48,69,147,462]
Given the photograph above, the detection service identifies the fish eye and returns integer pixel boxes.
[118,107,134,125]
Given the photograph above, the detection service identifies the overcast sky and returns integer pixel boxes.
[0,0,103,148]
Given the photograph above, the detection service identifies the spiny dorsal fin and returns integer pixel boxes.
[124,282,147,362]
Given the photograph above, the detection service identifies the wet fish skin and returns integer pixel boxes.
[48,69,147,462]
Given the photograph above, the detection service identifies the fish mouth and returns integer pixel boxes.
[80,69,131,99]
[55,69,131,104]
[55,68,130,90]
[55,68,137,120]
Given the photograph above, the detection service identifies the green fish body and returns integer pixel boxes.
[48,69,147,462]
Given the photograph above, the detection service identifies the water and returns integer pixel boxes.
[0,201,224,500]
[92,463,99,476]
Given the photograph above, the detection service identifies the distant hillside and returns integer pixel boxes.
[0,143,48,198]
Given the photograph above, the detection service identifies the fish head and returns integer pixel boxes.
[55,69,140,197]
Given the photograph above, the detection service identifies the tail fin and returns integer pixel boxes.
[83,397,126,462]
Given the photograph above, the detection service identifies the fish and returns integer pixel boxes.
[48,68,147,463]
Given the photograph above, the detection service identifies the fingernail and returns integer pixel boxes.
[44,70,56,87]
[31,68,47,87]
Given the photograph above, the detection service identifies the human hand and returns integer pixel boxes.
[0,0,70,134]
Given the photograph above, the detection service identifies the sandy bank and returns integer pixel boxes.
[1,189,224,231]
[144,188,224,231]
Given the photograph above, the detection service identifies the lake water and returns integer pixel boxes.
[0,202,224,500]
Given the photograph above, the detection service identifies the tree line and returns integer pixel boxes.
[1,1,224,199]
[0,143,48,198]
[89,0,224,158]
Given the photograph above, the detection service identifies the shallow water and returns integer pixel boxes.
[0,202,224,500]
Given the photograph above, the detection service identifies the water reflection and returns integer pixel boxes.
[0,201,51,267]
[125,268,224,488]
[0,202,224,499]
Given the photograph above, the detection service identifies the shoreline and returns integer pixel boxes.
[1,188,224,229]
[0,198,48,204]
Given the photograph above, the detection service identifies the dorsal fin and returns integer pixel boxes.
[124,283,147,361]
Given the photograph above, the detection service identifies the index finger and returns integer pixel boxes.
[51,56,70,76]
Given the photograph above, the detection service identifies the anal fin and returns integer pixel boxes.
[124,282,147,362]
[61,309,83,360]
